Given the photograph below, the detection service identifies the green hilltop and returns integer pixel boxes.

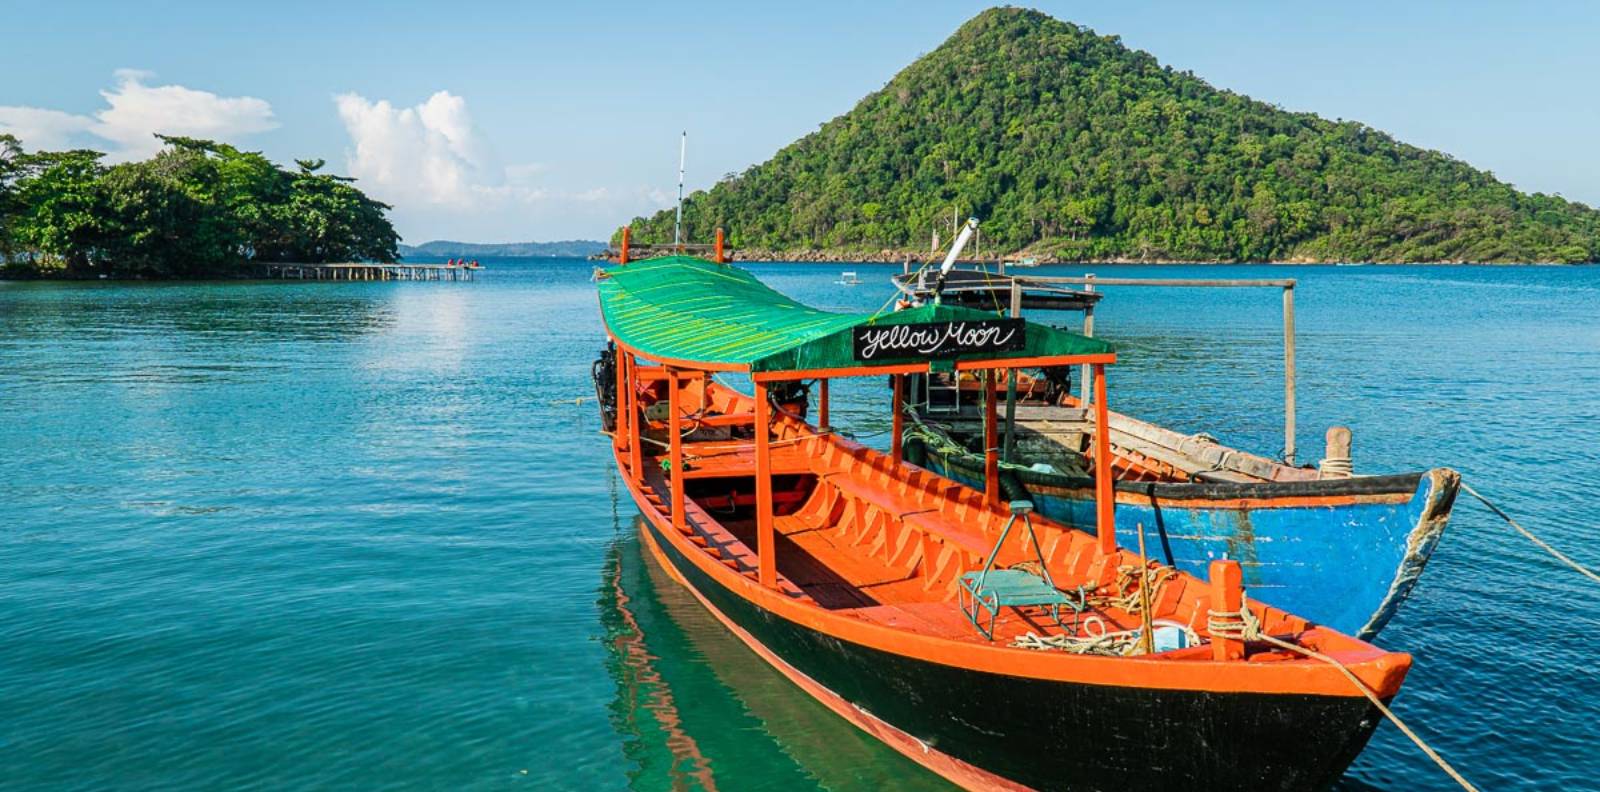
[623,7,1599,263]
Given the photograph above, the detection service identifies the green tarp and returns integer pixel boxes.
[597,256,1112,373]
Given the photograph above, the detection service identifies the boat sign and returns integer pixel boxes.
[853,319,1025,361]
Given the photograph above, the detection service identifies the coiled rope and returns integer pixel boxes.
[1462,481,1600,585]
[1207,597,1478,792]
[1012,616,1149,656]
[1008,563,1194,656]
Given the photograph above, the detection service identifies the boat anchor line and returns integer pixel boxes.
[1207,597,1479,792]
[1461,482,1600,585]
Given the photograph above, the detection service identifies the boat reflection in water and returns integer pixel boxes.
[599,526,952,791]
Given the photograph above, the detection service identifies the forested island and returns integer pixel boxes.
[0,134,398,279]
[623,8,1600,264]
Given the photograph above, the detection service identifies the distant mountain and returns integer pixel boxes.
[623,7,1599,263]
[398,239,605,259]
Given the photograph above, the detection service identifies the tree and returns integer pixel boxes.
[0,134,400,278]
[270,168,398,263]
[12,149,108,273]
[0,134,23,264]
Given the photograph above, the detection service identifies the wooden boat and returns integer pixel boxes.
[593,251,1410,791]
[891,268,1459,639]
[901,374,1459,640]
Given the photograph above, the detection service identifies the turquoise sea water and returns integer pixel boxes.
[2,259,1597,790]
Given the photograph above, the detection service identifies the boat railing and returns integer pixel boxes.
[597,226,732,264]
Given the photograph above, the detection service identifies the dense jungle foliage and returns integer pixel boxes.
[623,8,1599,263]
[0,134,398,278]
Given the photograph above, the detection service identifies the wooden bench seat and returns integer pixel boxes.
[821,471,939,522]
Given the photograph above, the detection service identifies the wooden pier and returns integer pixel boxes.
[257,263,479,281]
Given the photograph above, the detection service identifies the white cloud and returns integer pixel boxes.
[0,70,276,160]
[334,90,674,241]
[0,107,93,150]
[92,70,277,160]
[335,90,513,209]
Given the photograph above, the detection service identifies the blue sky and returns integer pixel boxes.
[3,1,1597,243]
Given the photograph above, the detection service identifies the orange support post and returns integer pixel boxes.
[1093,363,1115,553]
[613,344,628,459]
[713,227,725,264]
[755,380,776,588]
[818,378,830,432]
[1209,559,1245,660]
[890,374,904,464]
[620,226,631,265]
[668,370,686,535]
[984,370,1000,506]
[625,356,642,476]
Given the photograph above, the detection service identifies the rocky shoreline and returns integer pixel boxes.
[720,248,1530,266]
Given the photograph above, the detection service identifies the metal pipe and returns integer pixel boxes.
[937,218,979,279]
[930,218,980,305]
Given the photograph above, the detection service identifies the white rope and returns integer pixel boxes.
[1462,481,1600,584]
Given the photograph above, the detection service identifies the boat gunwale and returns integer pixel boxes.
[924,439,1439,503]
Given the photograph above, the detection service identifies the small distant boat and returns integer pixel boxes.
[593,245,1411,791]
[1004,256,1040,268]
[835,270,862,286]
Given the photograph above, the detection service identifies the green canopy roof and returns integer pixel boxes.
[597,256,1113,374]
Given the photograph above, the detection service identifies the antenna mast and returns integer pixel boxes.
[674,131,687,248]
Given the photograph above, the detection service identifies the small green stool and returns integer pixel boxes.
[958,501,1081,640]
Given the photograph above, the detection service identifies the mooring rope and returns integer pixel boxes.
[1207,596,1478,792]
[1461,481,1600,585]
